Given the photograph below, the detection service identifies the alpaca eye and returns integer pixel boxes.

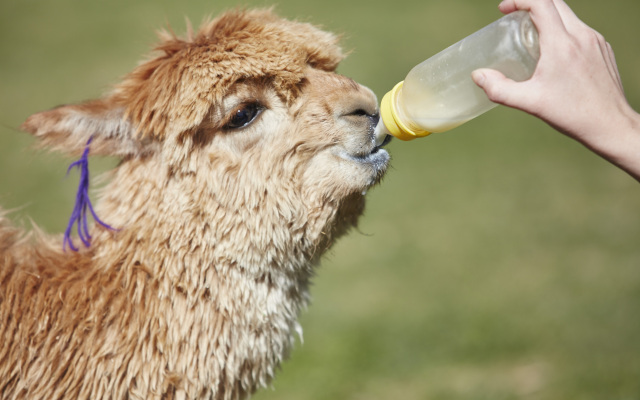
[225,103,263,130]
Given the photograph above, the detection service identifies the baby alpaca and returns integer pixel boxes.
[0,8,389,400]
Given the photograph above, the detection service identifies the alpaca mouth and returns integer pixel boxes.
[376,133,393,150]
[349,134,392,167]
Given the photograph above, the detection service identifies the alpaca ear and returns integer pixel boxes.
[21,98,151,157]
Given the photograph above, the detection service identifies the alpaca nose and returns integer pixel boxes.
[368,112,380,128]
[344,108,379,128]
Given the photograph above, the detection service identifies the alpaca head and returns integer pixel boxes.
[21,9,390,259]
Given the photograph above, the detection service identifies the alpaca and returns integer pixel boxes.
[0,8,390,400]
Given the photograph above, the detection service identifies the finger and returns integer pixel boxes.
[597,35,616,81]
[585,29,624,94]
[472,68,533,110]
[600,39,625,93]
[499,0,568,39]
[606,43,625,93]
[550,0,581,27]
[551,0,594,35]
[497,0,519,14]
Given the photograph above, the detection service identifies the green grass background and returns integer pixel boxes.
[2,0,640,399]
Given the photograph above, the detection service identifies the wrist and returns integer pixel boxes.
[587,107,640,181]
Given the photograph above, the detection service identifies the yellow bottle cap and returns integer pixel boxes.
[380,81,433,141]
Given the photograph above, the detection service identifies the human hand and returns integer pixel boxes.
[472,0,640,180]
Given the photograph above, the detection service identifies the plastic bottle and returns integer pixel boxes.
[375,10,540,143]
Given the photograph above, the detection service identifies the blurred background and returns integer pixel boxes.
[2,0,640,398]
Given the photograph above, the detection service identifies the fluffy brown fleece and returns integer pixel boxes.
[0,9,389,400]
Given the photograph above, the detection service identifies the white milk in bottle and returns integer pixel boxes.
[376,11,540,142]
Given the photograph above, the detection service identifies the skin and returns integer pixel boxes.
[472,0,640,181]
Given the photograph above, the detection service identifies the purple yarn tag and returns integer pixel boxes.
[63,137,116,252]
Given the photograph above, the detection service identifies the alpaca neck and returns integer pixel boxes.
[89,159,329,391]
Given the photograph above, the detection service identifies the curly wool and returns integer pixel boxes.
[0,8,385,400]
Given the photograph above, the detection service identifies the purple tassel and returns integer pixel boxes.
[63,137,116,252]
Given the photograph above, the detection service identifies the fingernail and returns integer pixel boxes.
[472,70,485,86]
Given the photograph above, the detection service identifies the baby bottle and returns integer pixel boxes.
[376,10,540,142]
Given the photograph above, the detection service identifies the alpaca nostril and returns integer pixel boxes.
[341,108,381,140]
[342,109,380,133]
[366,113,380,137]
[368,112,380,127]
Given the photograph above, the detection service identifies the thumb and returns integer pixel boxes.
[472,68,524,108]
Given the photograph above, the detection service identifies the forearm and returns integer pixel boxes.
[580,108,640,181]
